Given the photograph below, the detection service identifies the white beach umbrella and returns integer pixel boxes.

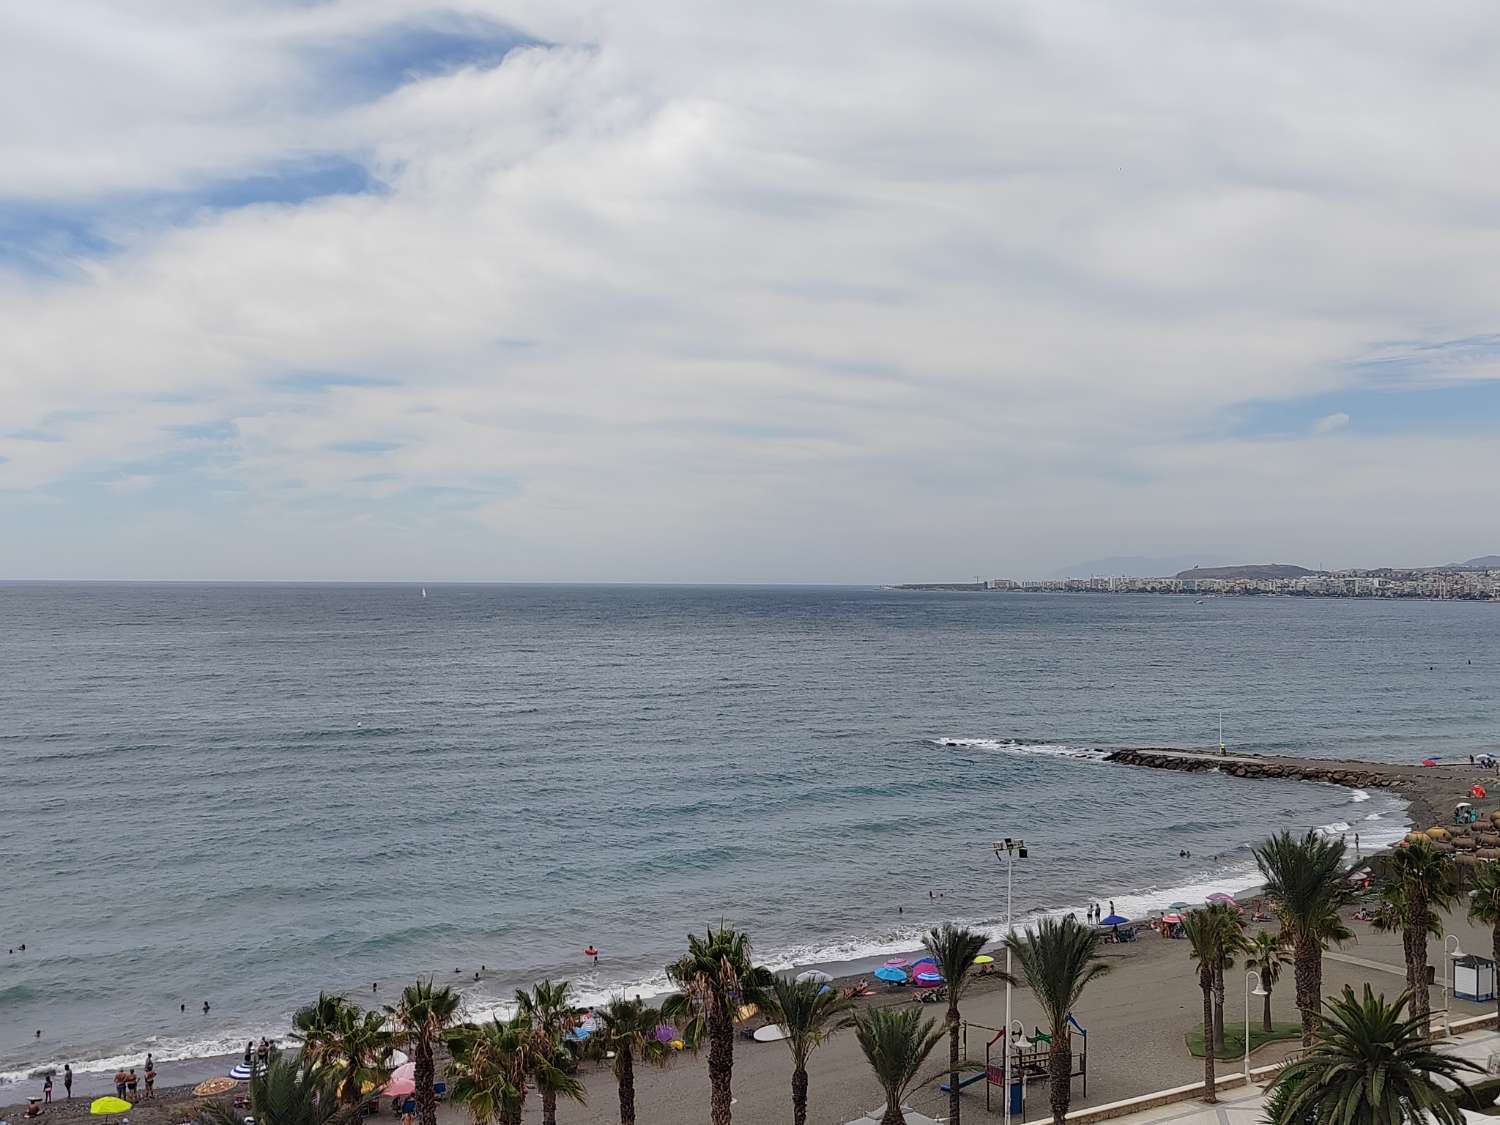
[795,969,833,984]
[844,1109,939,1125]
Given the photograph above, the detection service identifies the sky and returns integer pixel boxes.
[3,1,1500,583]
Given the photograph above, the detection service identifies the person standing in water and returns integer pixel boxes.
[63,1065,72,1100]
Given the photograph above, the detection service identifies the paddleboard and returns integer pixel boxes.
[752,1024,790,1043]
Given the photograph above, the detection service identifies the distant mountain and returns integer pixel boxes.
[1455,556,1500,569]
[1175,563,1316,580]
[1050,554,1228,579]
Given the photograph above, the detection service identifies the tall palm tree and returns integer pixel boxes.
[1182,910,1220,1104]
[1468,860,1500,1026]
[1206,903,1247,1051]
[290,992,353,1070]
[590,996,671,1125]
[854,1006,946,1125]
[387,980,463,1125]
[515,980,585,1125]
[1377,840,1455,1031]
[663,926,773,1125]
[1005,916,1110,1125]
[761,975,856,1125]
[1265,986,1479,1125]
[200,1052,352,1125]
[921,924,989,1125]
[447,1016,529,1125]
[1255,829,1354,1044]
[1245,929,1290,1033]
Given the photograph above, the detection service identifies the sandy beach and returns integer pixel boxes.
[10,746,1498,1124]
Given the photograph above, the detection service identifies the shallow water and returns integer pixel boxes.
[3,583,1493,1083]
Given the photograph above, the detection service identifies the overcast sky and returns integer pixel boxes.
[3,1,1499,582]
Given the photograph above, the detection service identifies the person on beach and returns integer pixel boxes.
[257,1039,270,1066]
[63,1065,71,1100]
[114,1070,127,1099]
[43,1073,52,1104]
[245,1041,254,1064]
[145,1055,155,1098]
[126,1070,138,1101]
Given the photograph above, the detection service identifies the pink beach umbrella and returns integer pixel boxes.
[883,958,911,968]
[383,1062,416,1098]
[1206,893,1238,907]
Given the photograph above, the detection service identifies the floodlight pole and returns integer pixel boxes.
[994,839,1027,1125]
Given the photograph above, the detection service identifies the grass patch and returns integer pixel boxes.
[1185,1023,1302,1060]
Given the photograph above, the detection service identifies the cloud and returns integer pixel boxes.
[2,1,1500,580]
[1312,412,1351,434]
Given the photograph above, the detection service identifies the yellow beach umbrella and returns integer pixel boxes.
[90,1097,132,1115]
[973,955,994,965]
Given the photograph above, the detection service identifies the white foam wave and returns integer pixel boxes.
[1365,812,1383,821]
[1316,820,1352,836]
[1349,789,1372,803]
[931,737,1108,763]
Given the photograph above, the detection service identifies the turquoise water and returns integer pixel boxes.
[2,584,1493,1084]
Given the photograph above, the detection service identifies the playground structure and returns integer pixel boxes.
[944,1016,1088,1116]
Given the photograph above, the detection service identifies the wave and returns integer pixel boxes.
[1349,789,1372,803]
[929,737,1108,763]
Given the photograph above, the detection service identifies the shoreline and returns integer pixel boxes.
[2,744,1443,1099]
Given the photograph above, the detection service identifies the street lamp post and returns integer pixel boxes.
[1244,970,1269,1080]
[1443,934,1466,1014]
[994,839,1028,1125]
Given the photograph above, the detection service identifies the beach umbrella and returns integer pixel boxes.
[390,1050,409,1066]
[973,954,994,965]
[883,958,910,968]
[1205,893,1237,906]
[228,1063,253,1081]
[90,1099,132,1116]
[873,966,907,983]
[1169,901,1188,909]
[383,1062,416,1098]
[1100,914,1129,926]
[795,969,833,985]
[1162,913,1183,924]
[194,1077,238,1097]
[915,970,944,985]
[652,1024,680,1043]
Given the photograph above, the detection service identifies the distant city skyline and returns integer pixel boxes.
[4,4,1500,582]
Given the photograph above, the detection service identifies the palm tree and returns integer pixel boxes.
[447,1016,528,1125]
[1377,839,1455,1031]
[920,924,989,1125]
[590,996,671,1125]
[515,980,585,1125]
[1468,860,1500,1027]
[663,926,773,1125]
[200,1052,351,1125]
[1245,929,1289,1033]
[1265,986,1479,1125]
[1182,910,1220,1104]
[854,1006,946,1125]
[290,992,352,1070]
[1254,829,1354,1044]
[387,980,463,1125]
[1206,903,1247,1051]
[761,975,856,1125]
[1005,917,1110,1125]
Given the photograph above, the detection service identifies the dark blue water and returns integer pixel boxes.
[2,584,1495,1083]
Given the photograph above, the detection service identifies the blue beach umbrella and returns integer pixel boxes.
[1100,914,1129,926]
[914,970,944,984]
[873,966,907,983]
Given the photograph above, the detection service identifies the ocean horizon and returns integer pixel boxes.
[5,582,1492,1086]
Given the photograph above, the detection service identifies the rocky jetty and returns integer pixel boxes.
[1105,748,1404,793]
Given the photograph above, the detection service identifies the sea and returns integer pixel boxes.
[2,583,1496,1088]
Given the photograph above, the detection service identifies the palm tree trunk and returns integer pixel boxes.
[1200,980,1216,1104]
[880,1096,905,1125]
[616,1049,636,1125]
[414,1037,437,1125]
[791,1064,809,1125]
[947,1001,962,1125]
[541,1086,557,1125]
[1261,970,1273,1033]
[708,1010,734,1125]
[1048,1031,1071,1125]
[1211,963,1226,1051]
[1293,936,1319,1045]
[1405,920,1431,1032]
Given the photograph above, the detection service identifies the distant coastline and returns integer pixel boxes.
[889,562,1500,601]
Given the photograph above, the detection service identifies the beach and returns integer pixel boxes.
[10,896,1498,1125]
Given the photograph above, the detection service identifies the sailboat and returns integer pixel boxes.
[421,587,427,599]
